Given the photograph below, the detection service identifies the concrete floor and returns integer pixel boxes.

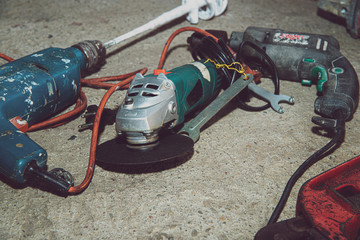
[1,0,360,239]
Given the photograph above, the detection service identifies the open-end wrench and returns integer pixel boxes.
[179,74,253,142]
[179,74,294,142]
[248,83,294,114]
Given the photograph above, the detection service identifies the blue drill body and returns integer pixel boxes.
[0,47,86,183]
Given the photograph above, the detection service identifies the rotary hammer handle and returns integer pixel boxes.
[229,27,359,121]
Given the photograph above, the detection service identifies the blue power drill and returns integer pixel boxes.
[0,40,105,193]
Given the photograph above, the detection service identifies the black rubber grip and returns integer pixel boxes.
[314,55,358,120]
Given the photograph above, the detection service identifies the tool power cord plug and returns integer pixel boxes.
[267,110,347,225]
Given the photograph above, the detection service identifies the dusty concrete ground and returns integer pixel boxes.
[1,0,360,239]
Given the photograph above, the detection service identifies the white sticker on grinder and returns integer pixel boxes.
[190,61,211,82]
[273,32,310,45]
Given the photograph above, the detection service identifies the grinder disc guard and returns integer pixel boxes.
[96,133,194,173]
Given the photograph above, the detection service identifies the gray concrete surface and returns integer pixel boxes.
[1,0,360,239]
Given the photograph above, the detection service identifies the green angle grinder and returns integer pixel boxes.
[96,60,230,170]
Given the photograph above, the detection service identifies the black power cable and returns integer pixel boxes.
[267,112,346,225]
[235,40,280,111]
[188,31,348,226]
[188,34,239,87]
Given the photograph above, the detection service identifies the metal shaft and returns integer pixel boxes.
[103,0,208,48]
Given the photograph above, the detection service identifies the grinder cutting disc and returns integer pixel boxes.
[96,134,194,173]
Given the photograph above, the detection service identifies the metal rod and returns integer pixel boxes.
[103,0,207,49]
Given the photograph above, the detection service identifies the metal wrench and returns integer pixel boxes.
[248,82,294,114]
[179,74,253,142]
[179,75,294,142]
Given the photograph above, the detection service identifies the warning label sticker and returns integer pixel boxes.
[273,33,310,45]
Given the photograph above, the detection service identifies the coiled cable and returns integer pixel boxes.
[188,32,280,111]
[235,40,280,111]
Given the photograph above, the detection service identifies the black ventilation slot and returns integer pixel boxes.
[128,92,139,97]
[146,84,159,90]
[142,92,158,97]
[132,84,143,89]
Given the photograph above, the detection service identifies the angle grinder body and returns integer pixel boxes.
[97,60,223,167]
[116,61,222,142]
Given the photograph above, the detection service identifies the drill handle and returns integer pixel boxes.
[314,54,359,120]
[0,116,47,183]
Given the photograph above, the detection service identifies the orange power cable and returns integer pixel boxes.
[68,28,223,193]
[81,68,147,88]
[0,52,14,62]
[1,27,239,194]
[157,26,235,69]
[0,52,143,131]
[68,67,148,194]
[69,27,236,193]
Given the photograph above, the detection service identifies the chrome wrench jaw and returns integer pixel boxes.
[247,82,295,114]
[274,95,295,114]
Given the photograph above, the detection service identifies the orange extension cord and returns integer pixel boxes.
[0,27,227,194]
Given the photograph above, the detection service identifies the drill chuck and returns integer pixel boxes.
[72,40,106,71]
